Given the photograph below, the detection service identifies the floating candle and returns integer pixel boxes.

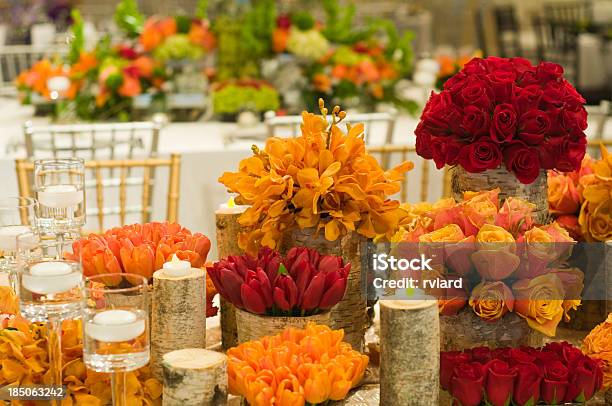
[162,254,191,278]
[0,225,32,251]
[22,261,81,294]
[215,197,249,215]
[37,184,84,209]
[86,309,145,342]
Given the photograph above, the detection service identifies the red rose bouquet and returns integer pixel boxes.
[415,56,587,184]
[441,343,604,405]
[207,247,350,316]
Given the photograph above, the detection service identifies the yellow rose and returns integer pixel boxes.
[463,190,500,228]
[512,274,565,336]
[476,224,515,252]
[523,226,555,262]
[469,281,514,322]
[582,313,612,389]
[419,224,465,243]
[579,200,612,242]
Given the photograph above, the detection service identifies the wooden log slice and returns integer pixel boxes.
[151,268,207,380]
[380,299,439,406]
[162,348,227,406]
[235,308,331,343]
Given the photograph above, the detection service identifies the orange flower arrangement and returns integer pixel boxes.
[0,288,162,405]
[582,313,612,389]
[219,100,413,254]
[15,59,68,100]
[227,323,368,405]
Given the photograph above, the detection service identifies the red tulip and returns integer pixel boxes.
[301,273,325,310]
[241,283,266,314]
[318,277,346,309]
[484,359,516,406]
[219,267,244,308]
[273,276,298,312]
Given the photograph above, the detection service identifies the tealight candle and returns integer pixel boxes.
[0,225,31,251]
[162,254,191,278]
[215,197,249,215]
[86,309,145,342]
[37,184,84,209]
[22,261,81,294]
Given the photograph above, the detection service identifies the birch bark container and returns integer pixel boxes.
[280,227,367,352]
[235,308,331,343]
[215,202,247,350]
[162,348,227,406]
[380,299,439,406]
[151,267,207,380]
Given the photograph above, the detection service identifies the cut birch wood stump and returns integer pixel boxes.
[162,348,227,406]
[215,210,245,350]
[280,227,367,352]
[450,165,549,224]
[380,299,439,406]
[151,267,207,380]
[235,308,331,343]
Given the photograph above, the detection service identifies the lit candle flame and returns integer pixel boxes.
[228,197,236,208]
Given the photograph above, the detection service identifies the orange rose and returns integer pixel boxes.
[476,224,515,250]
[462,189,499,229]
[548,172,580,215]
[495,197,535,235]
[555,214,582,240]
[582,313,612,389]
[469,281,514,322]
[579,200,612,242]
[419,224,465,243]
[512,274,565,336]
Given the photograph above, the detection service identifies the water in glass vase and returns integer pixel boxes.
[20,261,83,322]
[84,309,149,372]
[36,184,85,232]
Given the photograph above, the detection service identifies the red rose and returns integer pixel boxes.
[440,351,471,390]
[536,61,564,83]
[543,342,583,366]
[518,109,550,145]
[561,108,588,132]
[415,122,433,159]
[492,347,512,363]
[487,70,516,102]
[556,137,587,172]
[484,359,517,406]
[484,56,507,71]
[490,103,518,143]
[462,58,490,75]
[450,362,484,406]
[541,360,568,405]
[431,137,463,169]
[564,356,603,402]
[470,347,492,364]
[539,137,566,170]
[421,91,461,133]
[444,71,468,93]
[456,76,493,109]
[460,105,490,139]
[513,363,541,406]
[510,57,534,75]
[503,141,541,184]
[512,85,543,114]
[509,348,537,366]
[458,140,502,172]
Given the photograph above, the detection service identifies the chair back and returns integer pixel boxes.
[15,154,181,232]
[264,110,398,145]
[23,118,163,160]
[0,45,67,95]
[493,5,522,57]
[367,144,451,203]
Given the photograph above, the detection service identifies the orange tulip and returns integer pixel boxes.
[119,240,155,278]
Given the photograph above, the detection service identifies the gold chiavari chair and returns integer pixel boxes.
[367,144,452,203]
[14,154,181,232]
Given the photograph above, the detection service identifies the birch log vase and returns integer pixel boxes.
[280,227,367,352]
[151,268,207,380]
[235,308,331,343]
[162,348,227,406]
[215,205,247,350]
[380,299,439,406]
[450,165,549,224]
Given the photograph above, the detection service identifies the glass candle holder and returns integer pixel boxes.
[83,273,149,406]
[0,197,36,291]
[17,233,83,405]
[34,158,85,234]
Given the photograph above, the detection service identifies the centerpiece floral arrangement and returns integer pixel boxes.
[227,323,369,406]
[441,343,603,406]
[0,287,162,405]
[219,99,413,254]
[415,56,587,184]
[68,221,218,317]
[548,144,612,241]
[212,79,280,118]
[208,247,350,316]
[393,189,582,336]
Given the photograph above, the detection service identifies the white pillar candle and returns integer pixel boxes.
[86,309,145,342]
[0,225,31,251]
[22,261,81,294]
[163,254,192,278]
[37,184,84,208]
